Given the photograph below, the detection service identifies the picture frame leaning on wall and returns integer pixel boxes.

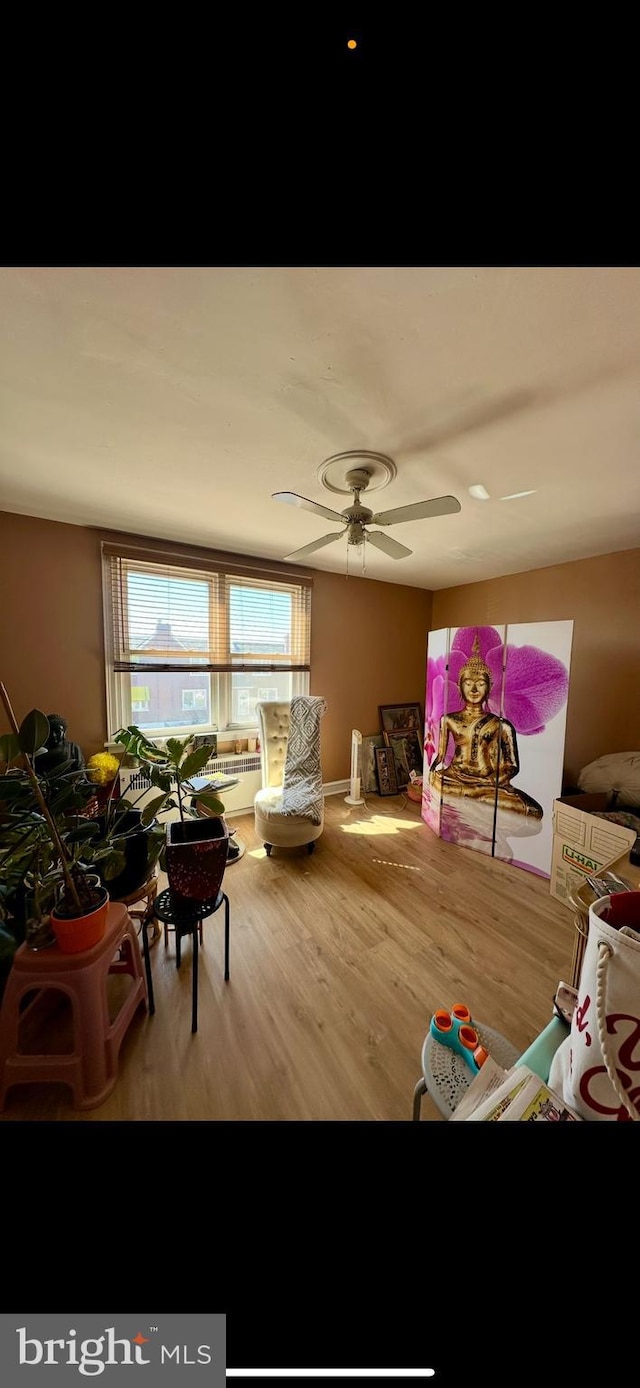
[375,745,399,796]
[379,702,423,735]
[384,728,423,787]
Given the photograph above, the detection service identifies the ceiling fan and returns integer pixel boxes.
[273,460,461,562]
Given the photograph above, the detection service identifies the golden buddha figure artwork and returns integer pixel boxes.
[428,636,543,817]
[423,621,573,878]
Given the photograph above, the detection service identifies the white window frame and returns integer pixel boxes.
[103,549,310,742]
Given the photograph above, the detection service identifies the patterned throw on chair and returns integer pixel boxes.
[280,695,327,824]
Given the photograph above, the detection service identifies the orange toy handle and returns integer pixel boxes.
[452,1003,472,1025]
[458,1023,479,1052]
[432,1008,454,1034]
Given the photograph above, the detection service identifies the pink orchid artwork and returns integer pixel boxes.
[424,651,448,765]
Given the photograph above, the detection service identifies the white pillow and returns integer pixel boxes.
[577,751,640,807]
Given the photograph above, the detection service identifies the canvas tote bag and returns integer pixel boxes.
[549,893,640,1121]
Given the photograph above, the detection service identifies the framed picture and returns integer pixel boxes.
[384,728,424,787]
[192,733,217,756]
[379,702,423,735]
[361,732,385,793]
[375,745,399,796]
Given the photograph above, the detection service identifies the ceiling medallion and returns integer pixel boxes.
[316,451,397,496]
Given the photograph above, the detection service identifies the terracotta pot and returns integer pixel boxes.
[165,817,229,902]
[51,885,109,954]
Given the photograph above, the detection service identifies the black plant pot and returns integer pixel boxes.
[97,809,156,900]
[165,816,229,902]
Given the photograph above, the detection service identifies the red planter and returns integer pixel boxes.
[165,817,229,902]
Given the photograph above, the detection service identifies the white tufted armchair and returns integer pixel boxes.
[254,701,324,856]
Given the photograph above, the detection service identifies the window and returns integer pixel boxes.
[182,689,208,712]
[236,690,251,719]
[131,685,150,713]
[103,545,312,740]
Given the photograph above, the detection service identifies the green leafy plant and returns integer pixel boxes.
[0,700,102,924]
[113,726,225,823]
[80,777,167,893]
[1,692,171,923]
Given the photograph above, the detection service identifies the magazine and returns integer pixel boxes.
[459,1067,533,1121]
[496,1073,581,1122]
[451,1063,582,1122]
[448,1056,510,1122]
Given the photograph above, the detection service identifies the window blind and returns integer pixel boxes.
[104,547,312,675]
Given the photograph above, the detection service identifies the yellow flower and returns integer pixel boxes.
[87,752,120,786]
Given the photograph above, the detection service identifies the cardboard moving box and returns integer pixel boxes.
[550,793,637,904]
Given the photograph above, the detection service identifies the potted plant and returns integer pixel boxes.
[83,751,168,901]
[0,690,110,954]
[113,725,228,902]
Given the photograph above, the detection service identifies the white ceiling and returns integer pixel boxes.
[1,264,640,590]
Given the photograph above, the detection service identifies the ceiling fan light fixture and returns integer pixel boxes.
[468,483,490,501]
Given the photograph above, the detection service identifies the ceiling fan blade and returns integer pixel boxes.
[283,531,346,561]
[366,531,412,560]
[273,491,346,524]
[371,495,462,526]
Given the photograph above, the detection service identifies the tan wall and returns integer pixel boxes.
[3,509,637,789]
[0,511,432,782]
[432,548,640,785]
[0,511,108,747]
[310,570,432,775]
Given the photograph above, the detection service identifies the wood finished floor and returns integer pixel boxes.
[0,792,575,1122]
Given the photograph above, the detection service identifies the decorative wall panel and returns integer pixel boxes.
[422,621,573,877]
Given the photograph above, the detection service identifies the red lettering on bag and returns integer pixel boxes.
[575,994,592,1046]
[607,1014,640,1071]
[580,1065,640,1120]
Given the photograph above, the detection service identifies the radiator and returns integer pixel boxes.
[118,754,262,815]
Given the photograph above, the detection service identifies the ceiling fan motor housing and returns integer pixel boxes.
[343,503,373,524]
[344,467,373,493]
[343,469,374,532]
